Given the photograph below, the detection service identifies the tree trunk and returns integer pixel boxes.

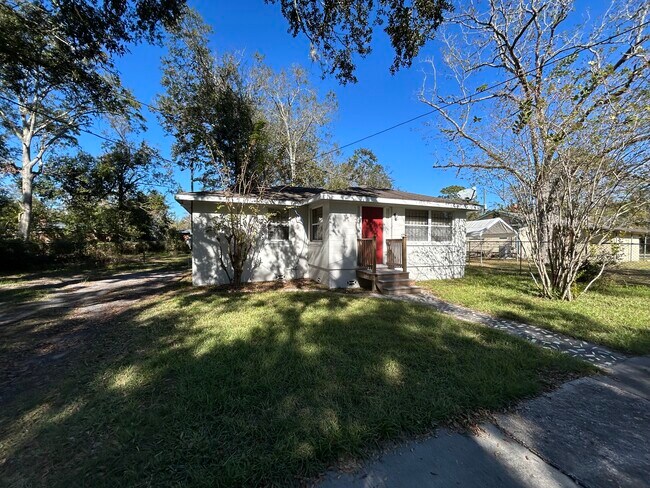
[18,145,34,241]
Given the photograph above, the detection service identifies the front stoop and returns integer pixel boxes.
[356,266,421,296]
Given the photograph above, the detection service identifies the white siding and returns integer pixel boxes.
[307,202,330,285]
[601,236,640,262]
[189,200,471,287]
[328,201,363,288]
[395,206,466,280]
[190,201,308,286]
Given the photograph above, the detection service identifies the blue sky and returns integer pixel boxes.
[79,0,601,218]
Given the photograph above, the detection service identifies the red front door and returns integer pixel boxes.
[362,206,383,263]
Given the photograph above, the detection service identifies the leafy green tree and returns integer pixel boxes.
[439,185,465,198]
[323,148,393,190]
[0,0,186,96]
[0,186,20,236]
[159,11,273,190]
[41,135,171,250]
[268,0,453,83]
[0,0,186,240]
[37,152,104,243]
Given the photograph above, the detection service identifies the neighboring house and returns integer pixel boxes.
[477,210,648,262]
[176,186,482,294]
[466,218,519,259]
[597,227,648,262]
[179,228,192,249]
[477,209,526,230]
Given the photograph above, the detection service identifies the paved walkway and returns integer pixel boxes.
[397,292,628,368]
[320,355,650,488]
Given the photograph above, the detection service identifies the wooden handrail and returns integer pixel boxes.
[357,237,377,272]
[372,235,377,273]
[385,235,407,272]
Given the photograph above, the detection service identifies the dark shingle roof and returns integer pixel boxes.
[333,187,474,206]
[177,186,478,206]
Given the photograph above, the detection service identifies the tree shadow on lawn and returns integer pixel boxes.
[481,290,650,355]
[0,289,588,487]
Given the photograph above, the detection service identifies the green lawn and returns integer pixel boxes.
[422,264,650,355]
[0,289,588,487]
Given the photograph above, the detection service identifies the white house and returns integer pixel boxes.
[176,187,482,294]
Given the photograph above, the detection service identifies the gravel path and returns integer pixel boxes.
[0,269,186,327]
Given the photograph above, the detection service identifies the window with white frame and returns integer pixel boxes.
[405,209,453,242]
[311,207,323,241]
[268,208,290,241]
[405,209,429,241]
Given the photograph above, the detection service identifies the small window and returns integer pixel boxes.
[405,209,429,241]
[430,211,452,242]
[268,209,290,241]
[311,207,323,241]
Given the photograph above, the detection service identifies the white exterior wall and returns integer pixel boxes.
[326,203,468,286]
[328,201,364,288]
[190,201,309,286]
[307,201,330,286]
[189,200,471,287]
[389,206,467,280]
[602,236,640,262]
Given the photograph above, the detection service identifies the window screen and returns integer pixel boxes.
[405,209,453,242]
[268,209,290,241]
[430,211,452,242]
[311,207,323,241]
[405,209,429,241]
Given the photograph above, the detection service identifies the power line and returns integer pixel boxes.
[298,18,650,167]
[3,1,649,177]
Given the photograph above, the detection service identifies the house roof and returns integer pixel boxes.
[175,186,482,211]
[477,209,526,227]
[466,218,517,238]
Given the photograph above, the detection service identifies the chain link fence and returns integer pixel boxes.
[466,236,650,273]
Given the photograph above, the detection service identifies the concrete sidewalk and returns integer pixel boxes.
[319,356,650,488]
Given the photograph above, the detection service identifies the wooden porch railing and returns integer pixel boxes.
[357,236,377,272]
[386,235,408,271]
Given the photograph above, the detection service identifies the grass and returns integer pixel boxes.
[0,288,589,487]
[421,264,650,355]
[0,253,190,305]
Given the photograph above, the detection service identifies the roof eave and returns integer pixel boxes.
[303,192,482,210]
[175,193,302,209]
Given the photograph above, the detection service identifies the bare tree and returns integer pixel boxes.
[420,0,650,300]
[255,63,337,185]
[209,166,270,287]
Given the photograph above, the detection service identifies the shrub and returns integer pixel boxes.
[0,239,46,272]
[576,242,623,284]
